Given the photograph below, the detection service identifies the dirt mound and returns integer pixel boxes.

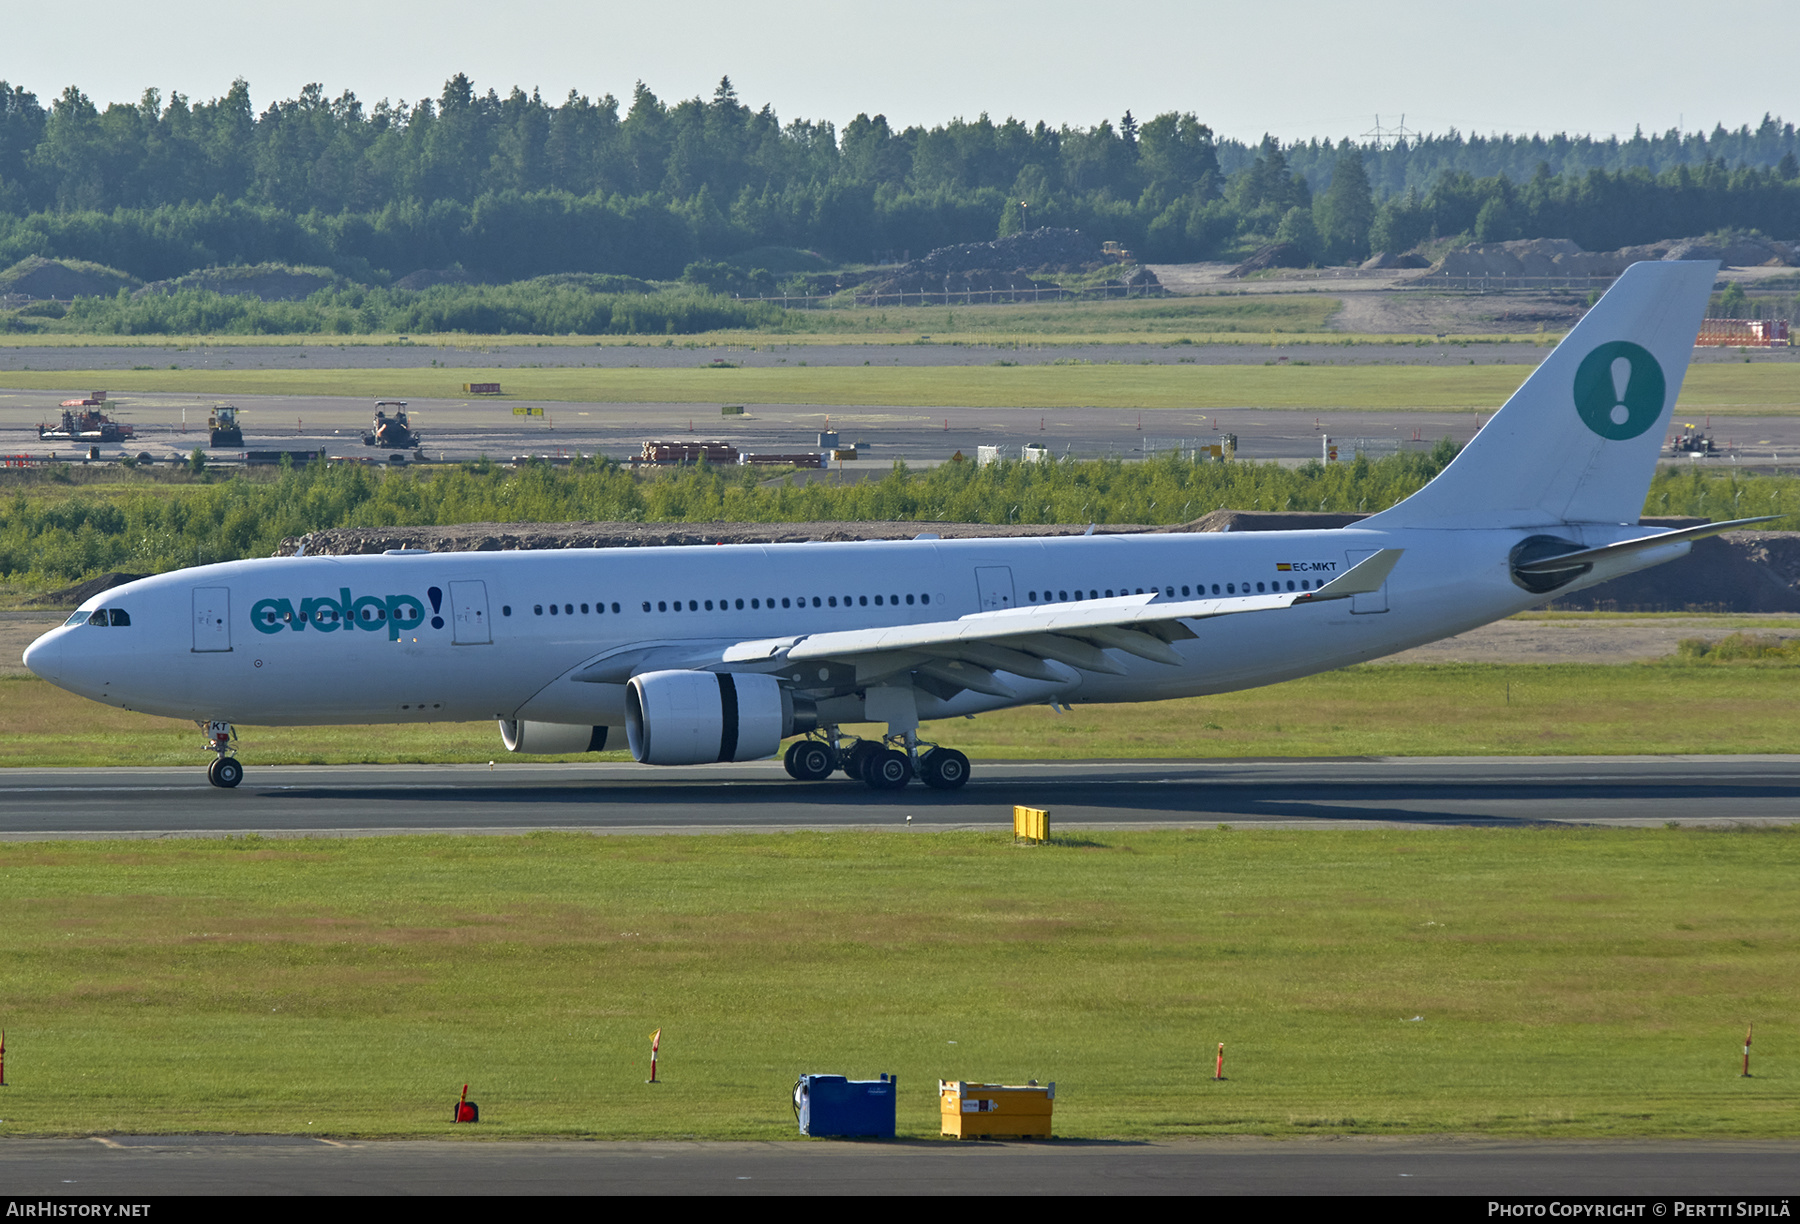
[1177,510,1370,533]
[1226,243,1309,278]
[1425,238,1622,279]
[0,256,139,300]
[1360,251,1431,270]
[1414,234,1800,281]
[1547,532,1800,612]
[135,263,337,301]
[1661,233,1798,267]
[24,572,150,609]
[862,228,1106,296]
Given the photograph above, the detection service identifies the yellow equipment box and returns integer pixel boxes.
[939,1080,1055,1139]
[1013,805,1049,843]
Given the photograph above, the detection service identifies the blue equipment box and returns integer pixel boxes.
[794,1073,896,1138]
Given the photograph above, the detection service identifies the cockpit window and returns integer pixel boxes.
[65,611,89,627]
[109,609,131,627]
[87,610,108,626]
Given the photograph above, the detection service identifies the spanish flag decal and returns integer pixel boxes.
[1276,563,1293,571]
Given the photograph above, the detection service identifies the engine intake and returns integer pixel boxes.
[498,720,608,754]
[626,670,812,765]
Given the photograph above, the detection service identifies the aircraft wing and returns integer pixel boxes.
[715,548,1402,697]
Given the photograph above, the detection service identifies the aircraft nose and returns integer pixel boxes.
[23,629,62,683]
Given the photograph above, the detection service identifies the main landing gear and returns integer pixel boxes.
[782,727,970,792]
[201,720,243,789]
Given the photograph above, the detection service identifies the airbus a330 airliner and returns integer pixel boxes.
[23,261,1768,791]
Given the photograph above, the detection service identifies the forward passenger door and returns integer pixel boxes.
[192,587,231,652]
[450,581,492,644]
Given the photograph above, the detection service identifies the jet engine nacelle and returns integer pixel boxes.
[625,670,811,765]
[498,719,609,754]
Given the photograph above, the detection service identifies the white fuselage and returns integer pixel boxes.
[22,522,1671,730]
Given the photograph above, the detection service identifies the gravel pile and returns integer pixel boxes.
[861,228,1107,295]
[1226,242,1311,278]
[1415,234,1800,281]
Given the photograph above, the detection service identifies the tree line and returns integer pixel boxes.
[0,75,1796,283]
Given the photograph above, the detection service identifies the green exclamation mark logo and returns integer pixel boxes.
[1574,341,1665,440]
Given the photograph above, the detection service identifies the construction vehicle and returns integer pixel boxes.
[208,405,243,448]
[637,440,739,464]
[362,401,421,449]
[39,395,133,443]
[1101,241,1134,262]
[1669,424,1717,456]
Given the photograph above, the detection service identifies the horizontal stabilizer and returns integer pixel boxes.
[1513,517,1781,575]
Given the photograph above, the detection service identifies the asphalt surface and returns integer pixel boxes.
[2,1134,1796,1196]
[8,341,1800,467]
[2,384,1498,467]
[0,756,1794,839]
[9,390,1795,468]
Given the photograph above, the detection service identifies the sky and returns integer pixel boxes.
[3,0,1791,144]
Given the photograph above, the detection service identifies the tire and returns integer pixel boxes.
[790,741,838,782]
[209,757,243,789]
[861,747,913,790]
[782,741,805,779]
[842,740,875,780]
[919,747,970,790]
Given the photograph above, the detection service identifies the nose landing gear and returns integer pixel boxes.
[201,720,243,789]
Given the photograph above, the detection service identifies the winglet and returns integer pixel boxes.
[1300,549,1402,601]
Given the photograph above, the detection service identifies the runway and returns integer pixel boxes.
[1,756,1795,839]
[2,1134,1796,1196]
[10,379,1800,469]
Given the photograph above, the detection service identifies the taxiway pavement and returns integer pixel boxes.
[1,1134,1795,1196]
[0,756,1794,839]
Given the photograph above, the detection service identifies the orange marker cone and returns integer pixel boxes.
[648,1028,661,1083]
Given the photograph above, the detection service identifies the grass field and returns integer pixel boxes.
[0,827,1791,1138]
[0,294,1474,346]
[2,360,1797,413]
[3,661,1798,768]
